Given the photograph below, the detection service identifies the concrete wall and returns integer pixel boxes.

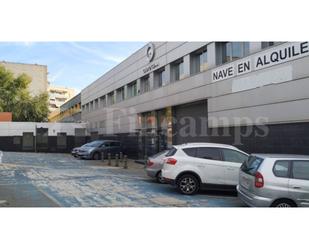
[0,122,87,136]
[0,61,48,96]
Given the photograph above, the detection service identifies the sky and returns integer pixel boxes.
[0,42,145,93]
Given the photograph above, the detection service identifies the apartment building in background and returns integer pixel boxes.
[48,85,76,113]
[0,61,48,96]
[48,93,81,123]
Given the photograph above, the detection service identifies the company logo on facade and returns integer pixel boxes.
[146,43,155,62]
[212,42,309,83]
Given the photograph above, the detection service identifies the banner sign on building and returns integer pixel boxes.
[212,42,309,82]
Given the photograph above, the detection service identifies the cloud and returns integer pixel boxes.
[21,42,35,47]
[48,68,64,83]
[69,42,125,63]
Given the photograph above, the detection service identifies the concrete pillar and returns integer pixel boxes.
[149,72,154,90]
[124,85,128,99]
[207,42,217,69]
[114,90,117,104]
[136,78,141,95]
[165,64,171,86]
[183,54,190,79]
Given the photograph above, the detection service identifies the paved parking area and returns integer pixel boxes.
[0,152,245,207]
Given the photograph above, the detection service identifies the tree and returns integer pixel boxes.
[0,65,49,122]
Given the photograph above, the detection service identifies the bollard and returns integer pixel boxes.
[0,150,3,164]
[123,155,128,169]
[119,152,123,163]
[101,152,105,162]
[115,154,119,167]
[144,155,148,167]
[108,153,111,166]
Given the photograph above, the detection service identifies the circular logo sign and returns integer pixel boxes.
[146,43,155,62]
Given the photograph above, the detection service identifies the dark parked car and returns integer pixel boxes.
[73,140,122,160]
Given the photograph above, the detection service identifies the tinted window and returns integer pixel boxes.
[273,161,290,178]
[110,142,120,147]
[183,148,197,157]
[103,142,110,147]
[196,147,221,161]
[292,161,309,180]
[86,141,104,147]
[165,147,177,157]
[241,156,264,176]
[222,149,248,163]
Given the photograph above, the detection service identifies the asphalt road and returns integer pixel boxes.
[0,152,245,207]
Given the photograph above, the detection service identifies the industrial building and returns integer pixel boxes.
[79,41,309,158]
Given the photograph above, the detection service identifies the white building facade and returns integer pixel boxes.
[81,42,309,158]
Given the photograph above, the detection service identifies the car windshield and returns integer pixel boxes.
[241,156,264,175]
[83,141,103,147]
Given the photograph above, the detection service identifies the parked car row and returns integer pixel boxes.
[145,142,309,207]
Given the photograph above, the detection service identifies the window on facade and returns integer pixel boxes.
[154,67,166,89]
[127,81,137,98]
[190,46,208,75]
[100,96,106,108]
[261,42,282,49]
[171,58,184,82]
[107,92,115,106]
[94,99,99,109]
[216,42,250,65]
[116,87,125,103]
[140,75,150,94]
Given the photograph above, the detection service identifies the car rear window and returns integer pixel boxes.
[292,161,309,180]
[165,147,177,157]
[182,148,196,157]
[241,156,264,176]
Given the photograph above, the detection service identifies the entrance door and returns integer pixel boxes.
[36,128,48,152]
[22,132,34,151]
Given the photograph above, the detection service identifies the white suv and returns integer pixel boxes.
[162,143,248,195]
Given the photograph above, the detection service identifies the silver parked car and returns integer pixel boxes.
[237,154,309,207]
[145,150,169,183]
[74,140,122,160]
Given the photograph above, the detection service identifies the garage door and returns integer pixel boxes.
[172,100,209,145]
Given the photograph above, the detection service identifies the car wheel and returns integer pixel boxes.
[177,174,200,195]
[272,199,297,208]
[156,171,165,184]
[92,152,101,160]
